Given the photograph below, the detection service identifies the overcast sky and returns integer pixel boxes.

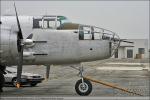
[1,1,149,39]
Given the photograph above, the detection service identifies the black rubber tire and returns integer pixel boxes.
[30,83,37,87]
[12,78,17,87]
[75,78,92,96]
[0,71,5,92]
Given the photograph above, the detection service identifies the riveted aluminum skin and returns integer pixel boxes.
[0,16,112,66]
[0,25,18,66]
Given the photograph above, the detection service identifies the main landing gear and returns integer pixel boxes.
[71,65,92,96]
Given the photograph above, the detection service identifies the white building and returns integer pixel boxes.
[112,39,149,59]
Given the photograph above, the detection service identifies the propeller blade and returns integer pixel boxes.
[14,2,24,88]
[14,2,23,39]
[45,65,51,80]
[16,45,23,88]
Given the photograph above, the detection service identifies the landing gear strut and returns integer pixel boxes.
[72,66,92,96]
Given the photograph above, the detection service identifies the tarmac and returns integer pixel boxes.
[0,58,149,99]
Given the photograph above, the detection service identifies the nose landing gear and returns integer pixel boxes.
[75,78,92,96]
[71,65,92,96]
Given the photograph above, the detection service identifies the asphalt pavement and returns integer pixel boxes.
[0,58,149,99]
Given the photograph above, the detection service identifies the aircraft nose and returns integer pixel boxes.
[93,26,120,56]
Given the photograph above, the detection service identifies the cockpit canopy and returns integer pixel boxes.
[33,15,71,29]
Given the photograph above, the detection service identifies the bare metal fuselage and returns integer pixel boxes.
[0,16,111,66]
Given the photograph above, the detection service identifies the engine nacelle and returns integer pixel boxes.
[0,25,18,66]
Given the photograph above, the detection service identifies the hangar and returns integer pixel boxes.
[112,39,149,59]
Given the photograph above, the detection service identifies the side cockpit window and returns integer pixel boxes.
[33,18,42,28]
[43,18,58,29]
[79,26,91,40]
[33,16,71,29]
[33,16,63,29]
[79,25,103,40]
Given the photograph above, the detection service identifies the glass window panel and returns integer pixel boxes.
[49,21,56,29]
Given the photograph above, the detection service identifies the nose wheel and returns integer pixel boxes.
[71,65,92,96]
[75,78,92,96]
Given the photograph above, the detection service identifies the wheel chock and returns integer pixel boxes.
[16,83,21,88]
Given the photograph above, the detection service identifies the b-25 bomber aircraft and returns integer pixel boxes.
[0,4,133,96]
